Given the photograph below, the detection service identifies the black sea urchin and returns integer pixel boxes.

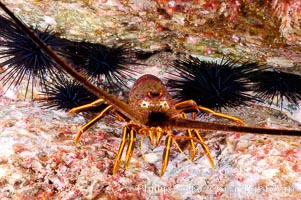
[0,15,66,98]
[57,41,137,89]
[249,70,301,108]
[167,56,260,110]
[42,74,100,112]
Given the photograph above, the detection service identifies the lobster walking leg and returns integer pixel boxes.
[182,113,197,160]
[198,105,244,125]
[187,129,197,160]
[182,113,214,166]
[191,129,215,168]
[113,126,129,175]
[74,105,113,144]
[125,129,137,169]
[160,132,173,176]
[68,99,105,114]
[175,100,244,125]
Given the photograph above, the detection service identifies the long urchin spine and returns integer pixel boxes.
[0,14,138,98]
[57,41,138,90]
[0,15,67,98]
[167,56,260,110]
[249,69,301,108]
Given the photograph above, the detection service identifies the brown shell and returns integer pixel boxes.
[128,74,172,106]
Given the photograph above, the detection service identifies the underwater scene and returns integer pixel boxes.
[0,0,301,199]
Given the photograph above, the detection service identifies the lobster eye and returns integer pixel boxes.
[159,100,169,109]
[141,100,150,108]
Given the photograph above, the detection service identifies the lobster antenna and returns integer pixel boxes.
[172,118,301,136]
[0,1,142,124]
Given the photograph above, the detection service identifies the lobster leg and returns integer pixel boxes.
[191,129,215,168]
[68,99,105,114]
[125,129,137,169]
[111,110,128,122]
[182,112,214,166]
[175,100,244,125]
[113,126,129,175]
[182,113,197,160]
[160,132,173,176]
[198,105,244,125]
[74,105,113,144]
[187,129,197,160]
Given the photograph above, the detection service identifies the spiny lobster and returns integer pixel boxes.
[1,1,300,176]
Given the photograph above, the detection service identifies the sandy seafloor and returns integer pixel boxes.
[0,0,301,199]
